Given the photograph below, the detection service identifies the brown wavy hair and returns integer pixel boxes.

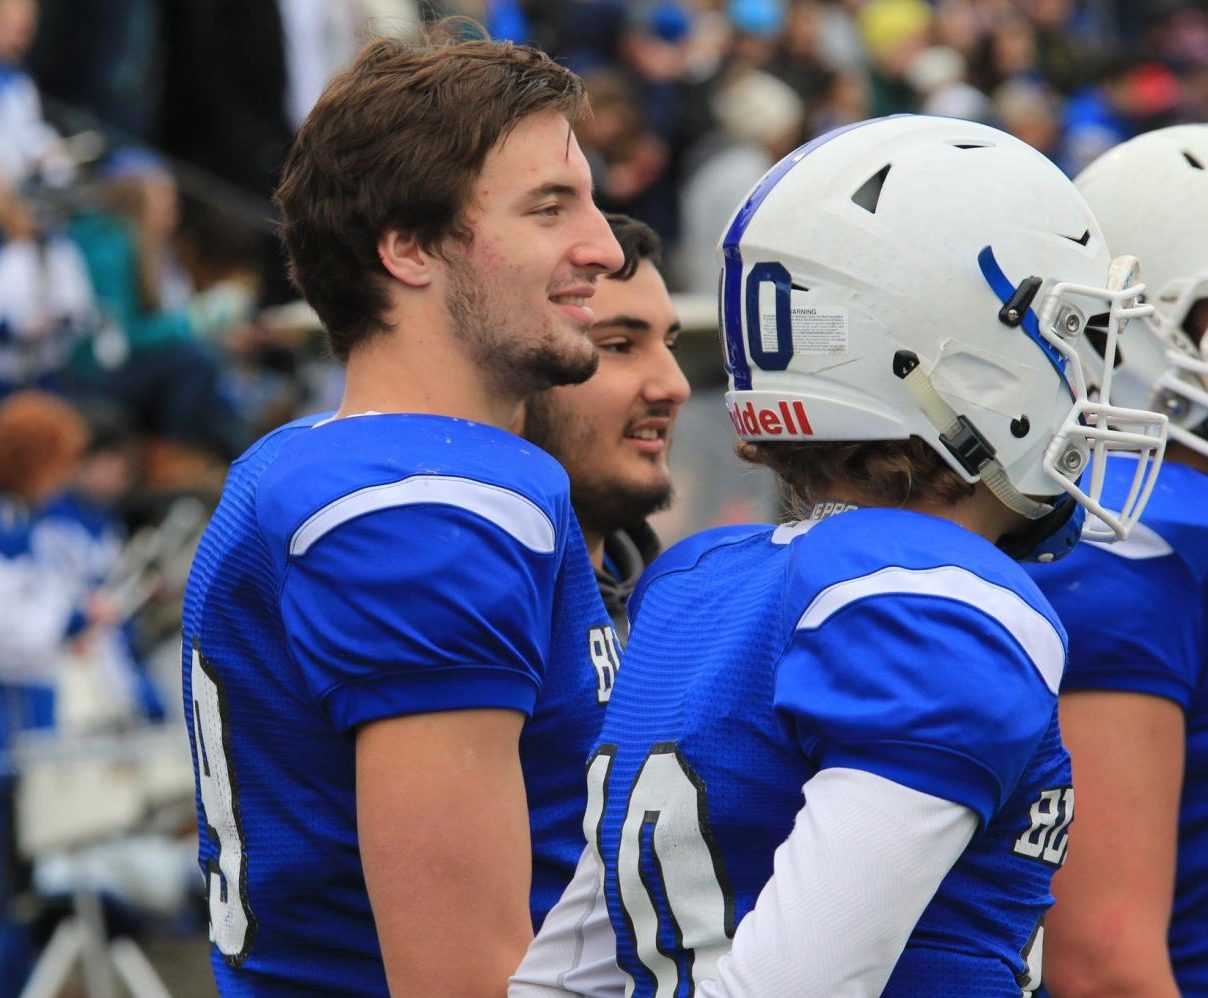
[738,437,975,516]
[275,23,589,362]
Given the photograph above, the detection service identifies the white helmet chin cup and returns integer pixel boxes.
[1076,124,1208,458]
[718,115,1166,543]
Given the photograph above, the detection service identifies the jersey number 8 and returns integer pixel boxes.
[189,644,256,965]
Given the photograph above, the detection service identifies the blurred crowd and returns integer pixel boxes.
[2,0,1205,462]
[0,0,1205,985]
[4,0,1208,455]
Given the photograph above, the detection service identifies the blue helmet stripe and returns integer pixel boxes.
[976,246,1069,384]
[720,118,891,390]
[721,245,748,385]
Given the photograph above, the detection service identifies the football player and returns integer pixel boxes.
[1026,124,1208,998]
[181,29,624,996]
[524,213,690,645]
[510,115,1167,996]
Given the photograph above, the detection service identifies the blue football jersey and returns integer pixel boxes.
[182,413,616,995]
[591,508,1072,996]
[1027,456,1208,994]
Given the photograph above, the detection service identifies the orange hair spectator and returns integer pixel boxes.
[0,390,87,505]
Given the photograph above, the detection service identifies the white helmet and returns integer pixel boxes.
[718,115,1166,558]
[1076,124,1208,457]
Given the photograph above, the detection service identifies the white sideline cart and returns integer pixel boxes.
[9,723,195,998]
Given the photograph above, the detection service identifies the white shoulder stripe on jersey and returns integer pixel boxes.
[289,474,556,557]
[796,565,1064,694]
[1084,519,1173,560]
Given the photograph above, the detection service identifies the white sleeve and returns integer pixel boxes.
[697,767,978,998]
[509,846,625,998]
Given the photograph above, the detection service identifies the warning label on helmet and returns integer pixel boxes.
[759,286,848,355]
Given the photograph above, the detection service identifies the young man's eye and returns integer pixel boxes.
[534,203,561,217]
[598,340,631,354]
[666,337,681,353]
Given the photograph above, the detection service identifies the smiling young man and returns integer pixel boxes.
[180,30,623,997]
[524,214,690,644]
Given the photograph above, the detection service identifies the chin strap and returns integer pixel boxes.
[893,350,1052,520]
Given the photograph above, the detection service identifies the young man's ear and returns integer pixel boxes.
[378,230,434,288]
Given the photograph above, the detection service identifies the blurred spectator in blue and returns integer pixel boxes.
[0,390,117,994]
[66,149,247,460]
[31,410,165,729]
[1059,56,1181,175]
[0,185,95,395]
[0,392,93,737]
[728,0,786,72]
[434,0,529,43]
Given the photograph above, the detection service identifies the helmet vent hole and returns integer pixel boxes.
[851,164,892,214]
[950,142,993,149]
[1183,150,1205,170]
[1062,229,1091,246]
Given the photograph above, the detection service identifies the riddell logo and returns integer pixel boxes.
[728,400,814,437]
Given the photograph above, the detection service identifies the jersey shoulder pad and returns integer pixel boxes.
[258,415,569,561]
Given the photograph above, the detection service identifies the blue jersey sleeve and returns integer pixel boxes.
[1029,543,1201,709]
[776,579,1063,826]
[280,501,560,733]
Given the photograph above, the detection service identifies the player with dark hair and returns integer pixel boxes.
[524,213,689,645]
[1027,124,1208,998]
[182,28,623,996]
[511,115,1167,996]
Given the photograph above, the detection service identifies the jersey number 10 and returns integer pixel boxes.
[587,743,735,996]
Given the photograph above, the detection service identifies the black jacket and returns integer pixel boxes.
[596,520,661,645]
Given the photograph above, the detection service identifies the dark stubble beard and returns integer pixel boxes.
[525,392,674,534]
[445,252,598,397]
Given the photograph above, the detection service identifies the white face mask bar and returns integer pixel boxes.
[1038,256,1167,542]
